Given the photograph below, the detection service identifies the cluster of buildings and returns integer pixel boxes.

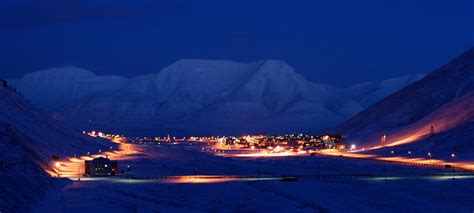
[218,133,344,152]
[85,130,128,143]
[80,130,345,178]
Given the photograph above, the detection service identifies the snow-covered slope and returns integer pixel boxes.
[336,47,474,158]
[0,85,113,161]
[0,86,113,211]
[12,60,422,136]
[339,74,426,108]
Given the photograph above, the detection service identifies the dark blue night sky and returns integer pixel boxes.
[1,0,473,86]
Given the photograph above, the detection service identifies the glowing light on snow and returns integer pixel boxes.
[317,149,474,171]
[350,144,356,151]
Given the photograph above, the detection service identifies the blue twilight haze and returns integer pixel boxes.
[0,0,472,86]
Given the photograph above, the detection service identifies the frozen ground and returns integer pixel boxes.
[36,143,474,212]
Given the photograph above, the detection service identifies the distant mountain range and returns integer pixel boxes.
[336,47,474,160]
[11,59,423,136]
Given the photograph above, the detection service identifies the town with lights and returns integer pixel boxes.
[2,1,474,211]
[66,127,471,179]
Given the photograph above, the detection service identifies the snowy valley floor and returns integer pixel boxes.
[36,143,474,212]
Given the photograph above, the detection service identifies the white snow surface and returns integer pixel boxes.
[0,86,113,211]
[36,143,474,212]
[0,86,113,160]
[11,60,422,136]
[336,47,474,159]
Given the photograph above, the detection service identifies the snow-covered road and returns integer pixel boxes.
[36,142,474,212]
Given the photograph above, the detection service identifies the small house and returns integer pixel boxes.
[85,157,118,177]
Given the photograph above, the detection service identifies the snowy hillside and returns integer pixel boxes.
[0,86,113,211]
[339,74,426,108]
[12,60,422,136]
[336,47,474,158]
[0,85,113,161]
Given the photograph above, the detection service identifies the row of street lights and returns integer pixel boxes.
[389,150,458,179]
[53,148,111,178]
[389,150,455,161]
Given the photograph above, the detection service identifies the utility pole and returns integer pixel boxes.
[127,165,131,180]
[451,153,456,180]
[381,135,387,147]
[257,160,261,181]
[452,166,455,180]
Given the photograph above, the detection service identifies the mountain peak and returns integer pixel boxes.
[22,66,96,79]
[11,59,423,135]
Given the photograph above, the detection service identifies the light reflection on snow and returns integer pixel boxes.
[48,138,141,179]
[68,176,281,184]
[223,151,308,158]
[318,149,474,172]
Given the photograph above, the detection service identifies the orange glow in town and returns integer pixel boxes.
[47,133,141,179]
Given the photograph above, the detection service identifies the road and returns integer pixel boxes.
[48,143,141,178]
[316,149,474,171]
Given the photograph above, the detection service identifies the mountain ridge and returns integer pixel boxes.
[333,47,474,160]
[11,59,424,136]
[337,47,474,135]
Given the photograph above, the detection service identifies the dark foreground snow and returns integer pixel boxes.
[36,143,474,212]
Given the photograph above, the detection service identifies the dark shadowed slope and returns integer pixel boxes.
[338,47,474,134]
[367,91,474,160]
[0,86,113,163]
[0,86,112,211]
[335,47,474,157]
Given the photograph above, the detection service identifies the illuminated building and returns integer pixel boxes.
[85,157,118,177]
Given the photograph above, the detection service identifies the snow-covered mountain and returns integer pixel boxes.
[339,74,426,108]
[336,47,474,160]
[0,85,112,211]
[11,59,422,136]
[14,66,127,111]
